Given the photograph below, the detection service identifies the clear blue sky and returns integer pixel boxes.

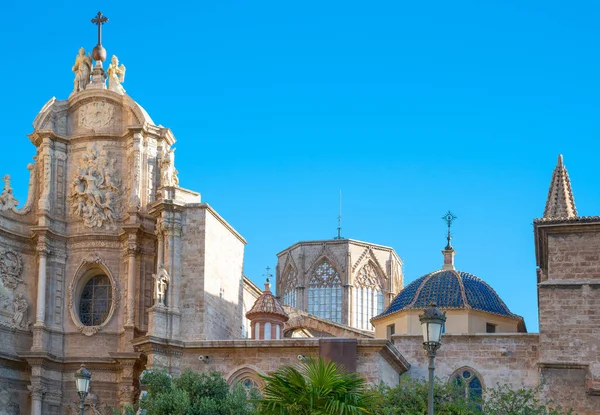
[3,1,600,332]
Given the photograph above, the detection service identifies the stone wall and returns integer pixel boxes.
[394,333,539,389]
[546,232,600,280]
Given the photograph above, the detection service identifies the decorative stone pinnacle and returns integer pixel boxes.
[543,154,577,219]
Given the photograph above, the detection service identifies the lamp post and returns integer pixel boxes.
[75,363,92,415]
[419,302,446,415]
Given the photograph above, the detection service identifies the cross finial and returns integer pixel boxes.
[334,190,344,240]
[263,266,273,291]
[441,211,457,250]
[91,11,109,62]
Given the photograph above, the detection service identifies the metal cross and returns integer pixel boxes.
[441,211,457,249]
[263,266,273,281]
[91,11,109,45]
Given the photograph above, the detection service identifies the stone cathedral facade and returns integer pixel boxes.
[2,35,600,415]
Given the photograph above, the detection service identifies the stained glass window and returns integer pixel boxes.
[451,368,483,402]
[79,275,112,326]
[307,261,342,323]
[354,263,383,330]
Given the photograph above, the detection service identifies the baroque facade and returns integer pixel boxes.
[1,34,600,415]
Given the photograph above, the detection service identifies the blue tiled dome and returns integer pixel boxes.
[374,269,516,319]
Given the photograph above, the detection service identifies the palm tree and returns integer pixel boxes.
[257,357,376,415]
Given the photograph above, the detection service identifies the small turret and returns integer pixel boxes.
[245,278,289,340]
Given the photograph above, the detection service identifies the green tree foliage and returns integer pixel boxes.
[373,377,576,415]
[483,384,576,415]
[122,369,258,415]
[256,357,377,415]
[373,376,478,415]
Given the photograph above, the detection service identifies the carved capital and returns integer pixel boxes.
[126,246,139,257]
[28,384,46,400]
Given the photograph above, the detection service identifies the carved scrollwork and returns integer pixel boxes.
[0,249,25,290]
[68,145,123,228]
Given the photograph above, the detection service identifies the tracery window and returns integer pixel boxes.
[451,368,483,402]
[307,260,342,323]
[281,266,298,307]
[79,275,113,326]
[354,263,383,330]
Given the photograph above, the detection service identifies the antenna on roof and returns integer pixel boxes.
[334,189,344,239]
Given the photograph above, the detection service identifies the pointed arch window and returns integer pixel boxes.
[307,260,342,323]
[354,263,383,330]
[281,265,298,308]
[451,368,484,403]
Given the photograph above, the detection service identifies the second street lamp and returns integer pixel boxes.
[419,302,447,415]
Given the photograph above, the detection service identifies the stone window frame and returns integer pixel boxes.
[449,366,485,402]
[68,255,120,336]
[353,261,384,330]
[281,264,298,307]
[226,365,266,391]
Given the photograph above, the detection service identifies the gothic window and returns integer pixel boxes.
[307,260,342,324]
[78,275,113,326]
[242,378,259,395]
[354,263,383,330]
[281,266,298,307]
[451,368,484,402]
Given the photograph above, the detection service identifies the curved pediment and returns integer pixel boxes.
[32,89,155,137]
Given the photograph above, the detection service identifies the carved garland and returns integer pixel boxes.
[68,254,120,336]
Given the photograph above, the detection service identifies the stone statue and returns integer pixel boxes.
[160,148,179,187]
[72,47,93,94]
[11,293,28,330]
[107,55,126,94]
[0,175,18,211]
[153,266,170,306]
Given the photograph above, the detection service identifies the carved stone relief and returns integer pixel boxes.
[78,101,115,130]
[0,249,25,290]
[68,145,122,228]
[66,389,112,415]
[0,382,20,415]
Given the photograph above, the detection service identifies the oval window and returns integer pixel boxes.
[79,274,113,326]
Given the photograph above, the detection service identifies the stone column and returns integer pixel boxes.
[126,247,138,326]
[35,248,49,326]
[155,227,164,272]
[28,385,44,415]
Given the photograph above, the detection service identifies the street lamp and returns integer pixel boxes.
[75,363,92,415]
[419,302,447,415]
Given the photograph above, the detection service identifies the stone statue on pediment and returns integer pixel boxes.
[72,47,92,94]
[107,55,126,95]
[161,148,179,187]
[0,175,18,211]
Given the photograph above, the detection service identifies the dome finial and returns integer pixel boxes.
[441,211,457,270]
[441,211,457,250]
[263,266,273,292]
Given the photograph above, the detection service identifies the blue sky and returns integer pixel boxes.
[3,1,600,332]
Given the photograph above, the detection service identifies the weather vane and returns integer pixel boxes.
[263,266,273,283]
[441,211,457,250]
[334,190,343,240]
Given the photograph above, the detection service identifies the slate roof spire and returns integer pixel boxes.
[543,155,577,219]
